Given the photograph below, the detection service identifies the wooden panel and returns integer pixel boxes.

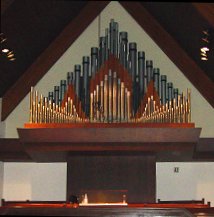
[0,206,195,216]
[18,126,201,143]
[1,201,212,209]
[196,138,214,152]
[0,138,31,161]
[1,137,213,162]
[67,154,156,203]
[193,138,214,161]
[16,125,201,162]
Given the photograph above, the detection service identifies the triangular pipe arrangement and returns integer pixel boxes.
[28,19,191,125]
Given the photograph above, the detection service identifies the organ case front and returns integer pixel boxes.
[18,19,201,204]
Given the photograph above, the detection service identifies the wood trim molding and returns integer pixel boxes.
[1,1,110,121]
[119,1,214,109]
[0,137,213,162]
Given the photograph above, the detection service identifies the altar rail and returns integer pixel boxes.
[1,199,214,217]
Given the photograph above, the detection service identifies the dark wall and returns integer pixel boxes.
[67,154,156,203]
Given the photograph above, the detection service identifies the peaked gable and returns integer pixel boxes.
[1,1,214,124]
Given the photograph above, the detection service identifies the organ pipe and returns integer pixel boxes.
[28,19,192,124]
[138,51,145,98]
[119,32,128,70]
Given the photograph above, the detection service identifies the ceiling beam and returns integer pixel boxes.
[1,1,110,121]
[192,3,214,29]
[120,1,214,108]
[1,0,14,14]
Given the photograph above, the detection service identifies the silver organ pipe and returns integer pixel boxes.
[29,19,192,124]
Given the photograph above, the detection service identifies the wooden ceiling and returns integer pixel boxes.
[1,1,214,121]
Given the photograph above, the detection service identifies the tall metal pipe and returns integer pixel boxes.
[104,74,108,122]
[134,76,140,114]
[173,88,179,105]
[75,65,81,98]
[109,19,118,56]
[54,86,60,105]
[29,87,34,123]
[167,82,173,102]
[72,72,75,86]
[99,37,106,67]
[146,60,153,83]
[91,47,98,78]
[100,80,104,121]
[60,80,67,103]
[113,71,117,121]
[153,68,160,95]
[83,56,90,116]
[117,78,121,122]
[129,42,137,114]
[48,91,54,103]
[109,19,115,55]
[115,22,119,57]
[79,66,84,104]
[119,32,128,69]
[128,42,137,81]
[108,70,113,122]
[138,51,145,97]
[161,75,167,105]
[105,28,109,60]
[121,82,125,121]
[67,72,72,86]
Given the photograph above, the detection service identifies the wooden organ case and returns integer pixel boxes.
[17,19,201,205]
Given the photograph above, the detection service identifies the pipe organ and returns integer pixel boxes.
[29,19,191,125]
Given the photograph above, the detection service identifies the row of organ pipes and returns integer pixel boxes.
[29,19,191,124]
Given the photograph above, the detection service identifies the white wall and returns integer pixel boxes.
[1,1,214,204]
[0,162,3,206]
[157,162,214,205]
[0,98,5,138]
[3,163,67,201]
[0,98,1,121]
[0,100,4,206]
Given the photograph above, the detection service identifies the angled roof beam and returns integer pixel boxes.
[119,1,214,108]
[1,0,15,14]
[1,1,110,121]
[192,3,214,29]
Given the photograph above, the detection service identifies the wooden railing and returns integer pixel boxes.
[1,199,214,217]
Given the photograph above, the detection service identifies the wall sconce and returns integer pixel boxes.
[0,32,16,61]
[200,29,213,61]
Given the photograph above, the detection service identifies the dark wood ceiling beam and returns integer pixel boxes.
[1,1,110,121]
[120,1,214,108]
[1,0,14,14]
[192,3,214,29]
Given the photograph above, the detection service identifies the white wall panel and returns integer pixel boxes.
[0,162,3,206]
[157,162,214,205]
[3,163,66,201]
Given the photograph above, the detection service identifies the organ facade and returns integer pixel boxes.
[28,19,191,126]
